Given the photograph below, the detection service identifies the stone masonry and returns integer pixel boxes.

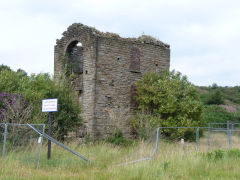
[54,23,170,138]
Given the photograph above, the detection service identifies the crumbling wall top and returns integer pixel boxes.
[56,23,170,49]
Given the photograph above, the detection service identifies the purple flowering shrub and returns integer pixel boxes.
[219,105,237,114]
[0,92,32,123]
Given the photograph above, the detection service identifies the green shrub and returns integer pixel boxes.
[227,149,240,158]
[199,93,209,105]
[205,149,240,160]
[0,64,11,72]
[203,105,238,124]
[0,67,82,141]
[198,85,240,105]
[206,149,225,160]
[206,89,225,105]
[106,129,132,146]
[133,70,203,141]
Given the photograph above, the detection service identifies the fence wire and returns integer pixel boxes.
[118,122,240,166]
[0,123,45,168]
[1,122,240,167]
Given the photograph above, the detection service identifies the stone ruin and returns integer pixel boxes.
[54,23,170,138]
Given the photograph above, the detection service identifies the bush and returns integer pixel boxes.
[106,129,132,146]
[205,149,240,160]
[0,92,32,123]
[133,70,203,141]
[202,105,238,124]
[206,149,225,160]
[206,89,225,105]
[49,78,83,141]
[0,67,82,141]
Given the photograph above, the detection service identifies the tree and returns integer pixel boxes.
[206,89,225,105]
[0,64,11,72]
[133,70,203,141]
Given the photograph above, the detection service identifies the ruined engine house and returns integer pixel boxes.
[54,23,170,138]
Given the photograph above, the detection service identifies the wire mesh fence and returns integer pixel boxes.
[1,122,240,167]
[119,122,240,165]
[0,123,91,170]
[0,123,45,168]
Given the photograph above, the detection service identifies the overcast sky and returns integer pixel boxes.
[0,0,239,86]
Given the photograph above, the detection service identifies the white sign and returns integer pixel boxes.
[42,98,58,112]
[38,137,42,144]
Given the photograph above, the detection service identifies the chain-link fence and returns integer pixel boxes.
[0,123,91,169]
[118,122,240,165]
[2,122,240,167]
[207,122,240,150]
[0,123,45,168]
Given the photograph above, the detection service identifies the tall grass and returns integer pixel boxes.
[1,133,240,180]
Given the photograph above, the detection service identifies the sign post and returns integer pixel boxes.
[42,98,58,160]
[48,112,52,159]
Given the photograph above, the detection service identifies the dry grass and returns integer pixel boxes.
[1,132,240,179]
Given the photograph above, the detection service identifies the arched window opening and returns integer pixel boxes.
[66,41,83,75]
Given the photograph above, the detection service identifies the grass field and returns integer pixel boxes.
[1,133,240,180]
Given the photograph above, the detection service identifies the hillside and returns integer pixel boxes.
[197,84,240,124]
[197,85,240,106]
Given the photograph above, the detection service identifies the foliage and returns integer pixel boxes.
[205,149,240,160]
[0,92,32,123]
[222,86,240,104]
[0,67,82,140]
[0,64,11,72]
[198,83,240,124]
[206,89,225,105]
[133,70,203,141]
[106,129,132,146]
[131,112,154,139]
[202,105,238,124]
[105,107,133,146]
[198,84,240,105]
[50,78,83,141]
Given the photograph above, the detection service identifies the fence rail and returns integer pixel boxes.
[0,123,91,169]
[118,121,240,166]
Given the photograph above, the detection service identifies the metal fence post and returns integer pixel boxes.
[2,123,8,158]
[37,125,45,169]
[196,128,199,152]
[207,126,210,150]
[228,129,232,149]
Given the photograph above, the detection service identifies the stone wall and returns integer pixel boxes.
[54,23,170,138]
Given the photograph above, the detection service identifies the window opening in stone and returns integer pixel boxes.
[76,42,82,47]
[105,96,112,107]
[66,40,83,75]
[130,84,138,108]
[85,70,88,74]
[130,47,140,72]
[78,90,82,95]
